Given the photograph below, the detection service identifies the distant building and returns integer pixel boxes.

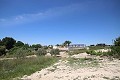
[53,45,68,51]
[68,44,86,50]
[53,44,86,51]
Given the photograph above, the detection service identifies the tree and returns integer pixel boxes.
[31,44,42,50]
[31,44,42,48]
[111,36,120,58]
[2,37,16,50]
[15,41,24,47]
[63,40,71,47]
[43,46,48,50]
[90,45,95,46]
[56,44,60,47]
[23,44,30,49]
[114,37,120,46]
[96,43,106,47]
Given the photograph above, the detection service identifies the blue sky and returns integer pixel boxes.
[0,0,120,45]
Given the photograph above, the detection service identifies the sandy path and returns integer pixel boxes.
[21,54,120,80]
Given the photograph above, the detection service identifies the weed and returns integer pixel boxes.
[68,49,87,55]
[67,58,99,68]
[0,56,59,80]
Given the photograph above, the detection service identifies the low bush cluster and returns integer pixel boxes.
[111,46,120,58]
[7,47,34,58]
[86,50,112,56]
[50,49,60,56]
[0,46,6,56]
[36,48,47,56]
[69,49,87,55]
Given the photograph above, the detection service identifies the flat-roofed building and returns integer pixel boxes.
[69,44,86,50]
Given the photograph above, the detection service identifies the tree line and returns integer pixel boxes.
[0,37,46,56]
[0,37,72,57]
[0,36,120,58]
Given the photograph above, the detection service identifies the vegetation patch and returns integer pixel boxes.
[89,46,110,51]
[68,49,87,55]
[50,49,60,56]
[0,56,59,80]
[36,48,47,56]
[86,50,112,56]
[67,58,99,68]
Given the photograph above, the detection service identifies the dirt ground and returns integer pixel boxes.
[21,53,120,80]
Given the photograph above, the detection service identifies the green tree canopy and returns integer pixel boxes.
[111,36,120,58]
[23,44,30,48]
[31,44,42,51]
[114,37,120,46]
[63,40,72,47]
[15,41,24,47]
[2,37,16,50]
[31,44,42,48]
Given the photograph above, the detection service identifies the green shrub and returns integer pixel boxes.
[50,49,60,56]
[69,49,87,55]
[8,47,19,55]
[86,50,113,57]
[110,36,120,58]
[36,48,47,56]
[86,50,96,55]
[15,48,27,59]
[102,51,113,56]
[89,46,108,50]
[7,47,34,58]
[86,50,103,56]
[0,46,6,56]
[111,46,120,58]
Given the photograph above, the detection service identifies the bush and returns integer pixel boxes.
[0,46,6,56]
[86,50,96,55]
[86,50,104,56]
[50,49,60,56]
[111,46,120,58]
[69,49,87,55]
[86,50,114,57]
[89,46,107,50]
[102,51,113,56]
[8,47,19,55]
[36,48,47,56]
[15,48,27,59]
[2,37,16,50]
[110,36,120,58]
[7,47,33,58]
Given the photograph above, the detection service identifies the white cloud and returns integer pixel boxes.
[0,2,89,27]
[15,16,24,20]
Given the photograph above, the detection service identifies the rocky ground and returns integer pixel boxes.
[20,53,120,80]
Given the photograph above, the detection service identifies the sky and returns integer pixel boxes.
[0,0,120,45]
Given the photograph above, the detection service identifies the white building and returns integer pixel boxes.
[69,44,86,50]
